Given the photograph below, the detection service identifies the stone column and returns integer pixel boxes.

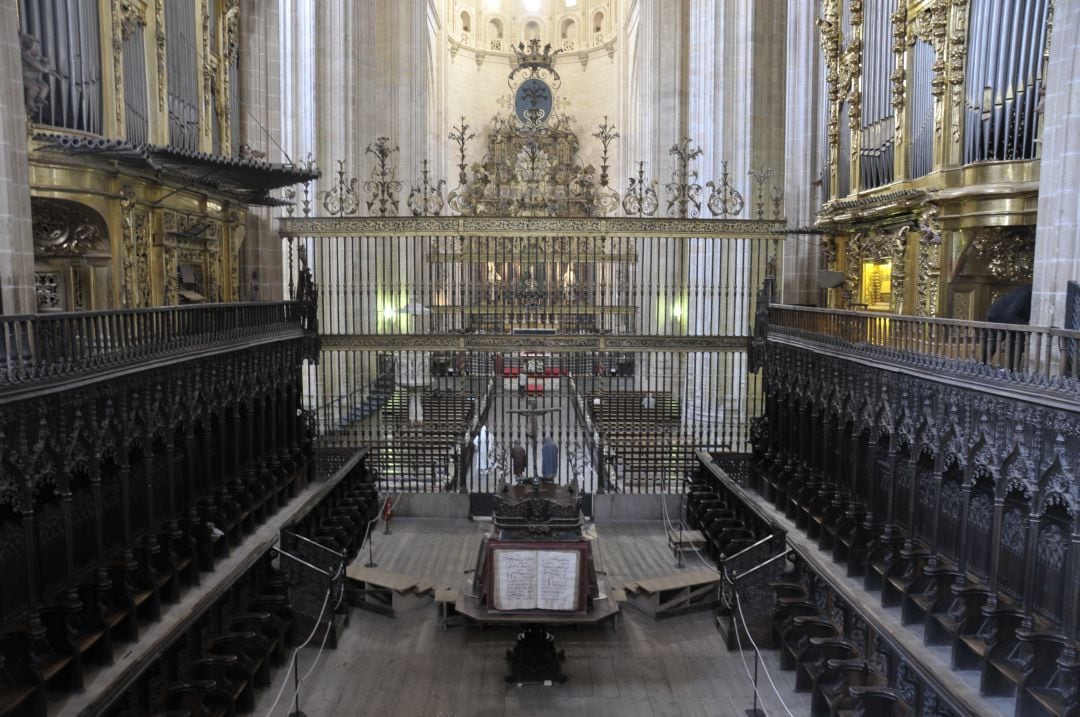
[0,0,36,314]
[782,0,823,305]
[1032,0,1080,328]
[240,0,284,301]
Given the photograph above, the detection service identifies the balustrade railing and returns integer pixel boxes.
[770,304,1080,386]
[0,301,304,388]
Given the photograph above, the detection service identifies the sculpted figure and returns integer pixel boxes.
[21,33,54,116]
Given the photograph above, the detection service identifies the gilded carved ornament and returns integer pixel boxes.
[156,0,166,112]
[228,209,246,298]
[818,0,842,146]
[201,0,212,144]
[907,0,951,138]
[31,198,107,257]
[120,186,151,308]
[891,3,908,145]
[843,225,910,313]
[948,0,969,143]
[916,205,942,317]
[112,0,126,129]
[224,0,240,64]
[120,0,146,38]
[969,227,1036,284]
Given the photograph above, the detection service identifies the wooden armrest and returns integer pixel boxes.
[825,658,871,673]
[767,581,806,592]
[809,637,856,650]
[847,685,904,699]
[777,597,816,609]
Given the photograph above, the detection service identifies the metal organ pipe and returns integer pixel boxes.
[1011,0,1035,156]
[965,0,1049,163]
[18,0,102,134]
[964,6,984,164]
[860,0,895,191]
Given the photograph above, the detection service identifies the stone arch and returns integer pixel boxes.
[487,17,504,50]
[31,183,111,312]
[592,8,606,39]
[523,19,543,43]
[560,17,577,49]
[459,9,472,42]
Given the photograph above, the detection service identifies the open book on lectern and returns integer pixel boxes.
[494,549,580,611]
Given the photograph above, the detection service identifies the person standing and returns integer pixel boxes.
[518,369,527,397]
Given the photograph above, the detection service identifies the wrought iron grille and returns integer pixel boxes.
[280,216,785,495]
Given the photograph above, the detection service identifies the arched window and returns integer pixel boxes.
[593,10,605,44]
[460,11,471,44]
[488,18,504,51]
[525,20,541,42]
[560,18,576,51]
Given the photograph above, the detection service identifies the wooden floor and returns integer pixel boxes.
[256,518,812,717]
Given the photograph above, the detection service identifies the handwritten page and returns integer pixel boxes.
[536,551,580,611]
[495,550,537,611]
[493,549,580,611]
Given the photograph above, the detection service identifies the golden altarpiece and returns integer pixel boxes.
[18,0,316,312]
[817,0,1049,320]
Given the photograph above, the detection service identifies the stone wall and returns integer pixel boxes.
[1032,0,1080,328]
[0,0,36,315]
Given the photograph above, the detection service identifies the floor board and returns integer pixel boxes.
[255,518,814,717]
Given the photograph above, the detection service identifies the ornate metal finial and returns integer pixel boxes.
[448,117,477,215]
[284,153,317,217]
[747,165,774,220]
[770,185,785,220]
[318,158,359,217]
[665,137,704,218]
[592,117,620,215]
[299,154,317,217]
[283,187,296,216]
[407,159,446,216]
[622,161,658,217]
[705,161,746,218]
[363,138,402,216]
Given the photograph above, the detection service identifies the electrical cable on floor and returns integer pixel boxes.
[731,586,770,717]
[263,582,333,717]
[735,588,796,717]
[293,567,348,690]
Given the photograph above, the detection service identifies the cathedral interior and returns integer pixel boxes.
[0,0,1078,715]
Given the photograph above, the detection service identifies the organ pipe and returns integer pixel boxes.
[123,24,149,145]
[166,0,199,150]
[908,38,934,179]
[964,0,1050,163]
[18,0,102,134]
[860,0,896,190]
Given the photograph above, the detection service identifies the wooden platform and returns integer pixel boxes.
[667,528,706,551]
[346,564,437,616]
[622,569,721,619]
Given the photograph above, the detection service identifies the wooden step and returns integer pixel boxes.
[345,564,436,617]
[622,569,720,619]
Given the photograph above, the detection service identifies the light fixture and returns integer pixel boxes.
[382,306,397,321]
[672,304,683,320]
